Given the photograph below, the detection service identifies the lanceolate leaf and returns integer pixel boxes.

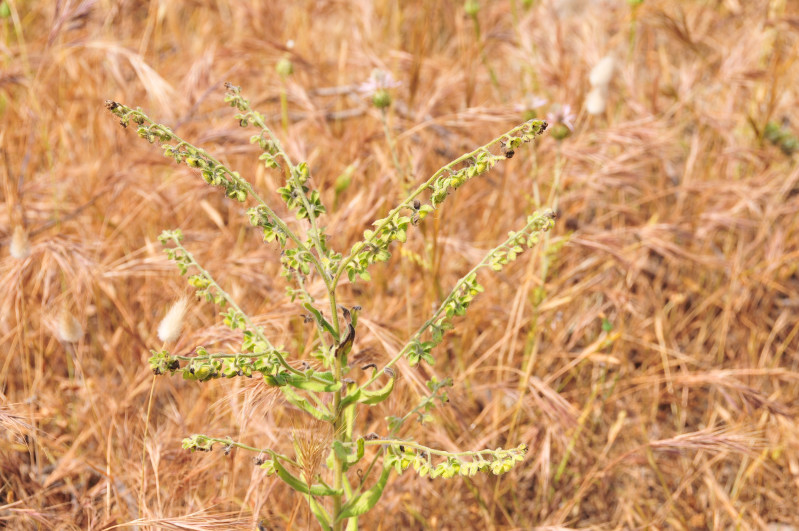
[303,302,338,341]
[280,386,334,422]
[285,372,342,393]
[309,497,332,531]
[336,465,392,522]
[273,458,341,497]
[359,374,396,405]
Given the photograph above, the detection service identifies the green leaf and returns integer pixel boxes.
[332,441,351,461]
[386,415,404,432]
[356,437,365,462]
[339,388,362,409]
[303,303,339,341]
[359,373,396,405]
[332,438,366,471]
[336,465,391,522]
[285,372,342,393]
[280,386,334,422]
[273,458,341,497]
[309,497,332,531]
[263,372,288,386]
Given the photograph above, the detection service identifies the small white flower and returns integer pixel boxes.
[585,86,608,115]
[589,55,616,88]
[10,226,31,259]
[547,104,576,131]
[58,308,83,343]
[358,69,401,96]
[158,298,189,343]
[514,94,548,113]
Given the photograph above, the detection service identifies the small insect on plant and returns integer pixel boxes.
[106,81,554,530]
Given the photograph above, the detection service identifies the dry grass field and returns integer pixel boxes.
[2,0,799,529]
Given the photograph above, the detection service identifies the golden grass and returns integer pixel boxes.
[2,0,799,529]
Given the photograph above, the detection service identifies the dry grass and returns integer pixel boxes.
[2,0,799,529]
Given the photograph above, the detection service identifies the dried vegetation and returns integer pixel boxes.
[2,0,799,529]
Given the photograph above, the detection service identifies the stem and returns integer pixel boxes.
[380,107,403,179]
[279,84,289,134]
[470,13,500,92]
[139,375,157,513]
[332,351,344,530]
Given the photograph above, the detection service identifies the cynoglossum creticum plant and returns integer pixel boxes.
[106,83,554,530]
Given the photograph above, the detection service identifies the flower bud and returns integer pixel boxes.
[276,57,294,78]
[372,89,392,109]
[549,123,572,141]
[464,0,480,16]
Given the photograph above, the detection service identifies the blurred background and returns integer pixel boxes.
[2,0,799,529]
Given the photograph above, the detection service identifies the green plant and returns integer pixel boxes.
[105,82,554,530]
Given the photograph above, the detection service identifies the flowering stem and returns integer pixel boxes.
[236,100,340,336]
[354,211,554,391]
[363,438,517,459]
[238,104,328,268]
[380,107,403,179]
[332,120,545,290]
[165,234,313,379]
[189,435,303,468]
[108,103,334,291]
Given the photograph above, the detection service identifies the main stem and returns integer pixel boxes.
[329,283,345,529]
[332,345,344,529]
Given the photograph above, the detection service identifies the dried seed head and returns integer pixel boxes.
[589,55,616,88]
[157,297,189,343]
[58,308,83,343]
[585,86,608,116]
[10,226,31,259]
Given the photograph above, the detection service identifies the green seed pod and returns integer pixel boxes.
[194,364,211,380]
[464,0,480,16]
[276,57,294,78]
[372,89,392,109]
[549,123,572,141]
